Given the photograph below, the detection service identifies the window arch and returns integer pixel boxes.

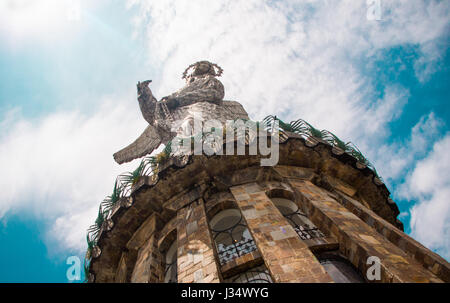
[316,252,366,283]
[209,208,257,265]
[225,264,273,283]
[271,197,325,240]
[164,240,177,283]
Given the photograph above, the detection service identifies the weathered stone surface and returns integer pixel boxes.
[130,232,163,283]
[273,166,316,181]
[176,199,220,283]
[90,137,449,283]
[157,216,178,251]
[220,250,263,279]
[126,213,163,251]
[330,190,450,282]
[290,180,443,283]
[230,183,333,283]
[115,250,137,283]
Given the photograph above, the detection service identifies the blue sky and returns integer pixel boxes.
[0,0,449,282]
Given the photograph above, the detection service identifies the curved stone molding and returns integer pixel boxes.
[157,218,178,252]
[331,146,345,156]
[88,273,95,283]
[261,181,296,201]
[123,196,133,208]
[373,176,384,186]
[356,162,367,170]
[92,246,102,259]
[204,192,239,220]
[305,137,320,147]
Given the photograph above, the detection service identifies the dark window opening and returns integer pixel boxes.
[316,252,366,283]
[164,240,177,283]
[225,265,273,283]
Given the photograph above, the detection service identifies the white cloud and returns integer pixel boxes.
[0,94,147,253]
[0,0,74,47]
[374,112,444,182]
[404,135,450,260]
[0,0,107,48]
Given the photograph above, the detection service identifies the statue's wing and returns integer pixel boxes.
[113,125,162,164]
[222,101,249,120]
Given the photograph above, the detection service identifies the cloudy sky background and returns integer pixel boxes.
[0,0,449,281]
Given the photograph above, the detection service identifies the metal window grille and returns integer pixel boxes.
[281,205,325,240]
[211,212,258,265]
[227,265,273,283]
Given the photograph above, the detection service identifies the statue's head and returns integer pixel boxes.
[182,61,223,83]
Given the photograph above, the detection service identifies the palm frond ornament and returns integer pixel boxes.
[100,180,122,213]
[262,115,381,175]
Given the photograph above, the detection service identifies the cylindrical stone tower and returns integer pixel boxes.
[87,134,449,283]
[85,64,449,284]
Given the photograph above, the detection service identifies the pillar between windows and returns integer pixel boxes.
[114,250,137,282]
[230,182,333,283]
[128,213,165,283]
[176,199,221,283]
[130,231,163,282]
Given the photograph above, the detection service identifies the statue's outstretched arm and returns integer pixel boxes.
[137,80,158,125]
[113,124,163,164]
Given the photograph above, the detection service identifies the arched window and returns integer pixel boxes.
[271,197,325,240]
[225,265,273,283]
[316,252,366,283]
[209,208,257,265]
[164,240,177,283]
